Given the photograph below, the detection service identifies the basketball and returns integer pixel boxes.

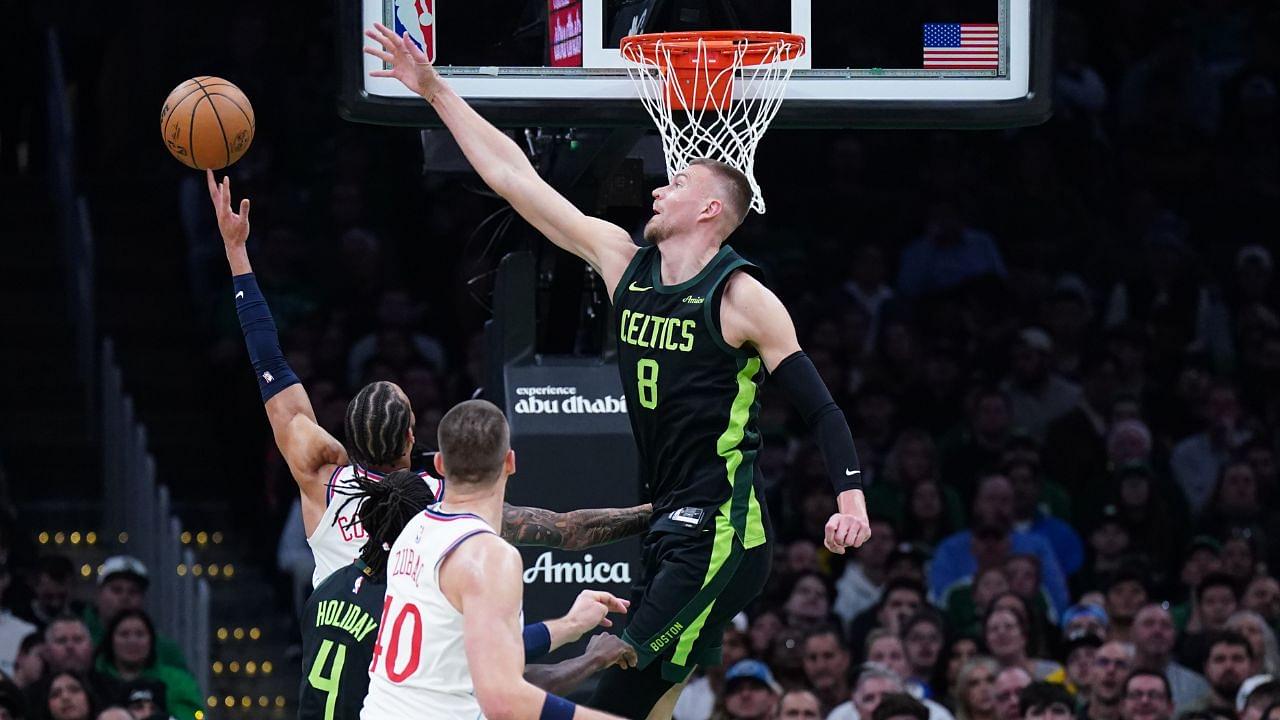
[159,76,255,170]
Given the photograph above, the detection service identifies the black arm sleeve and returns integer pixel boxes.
[770,351,863,493]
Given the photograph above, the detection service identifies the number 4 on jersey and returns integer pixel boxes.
[307,639,348,720]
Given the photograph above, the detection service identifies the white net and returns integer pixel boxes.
[621,34,804,214]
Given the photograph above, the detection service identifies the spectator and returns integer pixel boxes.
[1002,558,1058,639]
[0,680,25,720]
[1225,611,1280,676]
[1060,630,1104,695]
[848,580,927,660]
[993,666,1033,720]
[945,638,982,707]
[867,430,966,535]
[674,626,750,720]
[34,671,97,720]
[1064,605,1110,641]
[116,679,167,720]
[12,633,43,689]
[1218,531,1261,587]
[842,244,894,358]
[94,709,130,720]
[1242,578,1280,630]
[939,388,1014,499]
[718,660,782,720]
[1178,574,1241,670]
[829,662,904,720]
[864,630,957,720]
[782,572,836,632]
[1183,631,1254,713]
[1017,682,1075,720]
[902,480,961,551]
[1044,351,1120,498]
[835,518,897,632]
[1083,641,1137,720]
[944,567,1012,640]
[873,693,930,720]
[983,607,1062,681]
[953,657,1001,720]
[800,627,850,715]
[16,557,77,632]
[1109,464,1187,583]
[1240,681,1280,720]
[1005,459,1083,576]
[1103,567,1151,644]
[1119,670,1174,720]
[749,611,783,659]
[930,475,1070,615]
[902,610,948,699]
[1199,462,1269,538]
[1170,383,1252,518]
[896,197,1006,300]
[1131,604,1210,709]
[92,609,201,720]
[0,563,34,678]
[84,558,187,673]
[1000,328,1082,442]
[773,688,823,720]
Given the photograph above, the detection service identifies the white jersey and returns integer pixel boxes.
[361,505,500,720]
[306,465,444,587]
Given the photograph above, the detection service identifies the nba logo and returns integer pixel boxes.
[392,0,436,63]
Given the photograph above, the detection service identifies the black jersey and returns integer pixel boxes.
[613,244,768,549]
[299,562,385,720]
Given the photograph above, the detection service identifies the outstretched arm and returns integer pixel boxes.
[208,171,346,535]
[720,271,870,553]
[501,503,651,550]
[363,23,636,295]
[524,633,637,696]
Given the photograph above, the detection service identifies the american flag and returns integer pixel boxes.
[923,23,999,69]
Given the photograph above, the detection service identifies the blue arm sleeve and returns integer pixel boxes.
[523,621,551,661]
[232,273,300,403]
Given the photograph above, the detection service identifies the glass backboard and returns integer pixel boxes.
[338,0,1052,128]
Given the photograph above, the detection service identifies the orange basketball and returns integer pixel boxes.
[159,76,255,170]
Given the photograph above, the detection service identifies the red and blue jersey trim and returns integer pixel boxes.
[324,465,444,506]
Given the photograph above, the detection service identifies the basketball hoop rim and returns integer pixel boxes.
[620,30,807,65]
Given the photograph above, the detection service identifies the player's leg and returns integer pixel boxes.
[590,520,772,718]
[590,659,683,719]
[644,675,692,720]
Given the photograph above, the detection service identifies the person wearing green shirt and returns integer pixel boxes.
[94,608,203,720]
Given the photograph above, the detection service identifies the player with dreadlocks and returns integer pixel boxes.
[206,170,653,590]
[300,469,637,720]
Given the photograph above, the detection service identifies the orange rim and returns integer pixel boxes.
[620,30,806,66]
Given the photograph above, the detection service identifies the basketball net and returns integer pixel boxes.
[621,32,806,214]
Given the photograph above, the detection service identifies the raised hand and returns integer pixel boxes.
[564,590,630,637]
[206,169,249,249]
[363,21,440,99]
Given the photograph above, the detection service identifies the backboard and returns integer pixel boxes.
[338,0,1052,128]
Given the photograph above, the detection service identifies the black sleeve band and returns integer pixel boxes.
[770,351,863,493]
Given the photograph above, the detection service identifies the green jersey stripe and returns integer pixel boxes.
[716,357,767,548]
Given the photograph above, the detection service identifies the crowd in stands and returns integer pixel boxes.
[0,554,201,719]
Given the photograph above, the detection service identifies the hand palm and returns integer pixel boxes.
[365,22,437,98]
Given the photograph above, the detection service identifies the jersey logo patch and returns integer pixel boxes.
[682,295,704,304]
[628,282,653,292]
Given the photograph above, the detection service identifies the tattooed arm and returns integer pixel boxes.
[501,502,652,550]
